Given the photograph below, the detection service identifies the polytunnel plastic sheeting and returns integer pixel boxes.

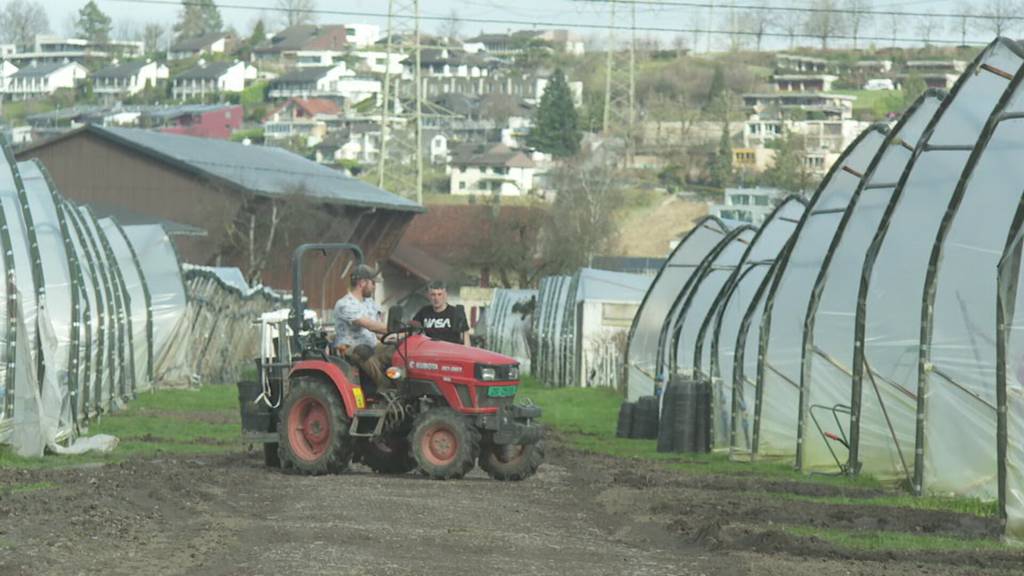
[857,38,1024,497]
[800,92,943,477]
[709,198,806,452]
[533,275,572,386]
[626,217,732,401]
[998,226,1024,543]
[74,206,123,409]
[920,69,1024,500]
[121,224,189,386]
[17,161,77,440]
[60,199,102,419]
[755,126,888,459]
[90,212,138,399]
[484,289,537,369]
[99,218,151,394]
[672,227,756,379]
[733,276,772,456]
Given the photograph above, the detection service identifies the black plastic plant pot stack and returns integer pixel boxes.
[656,376,711,453]
[615,396,659,439]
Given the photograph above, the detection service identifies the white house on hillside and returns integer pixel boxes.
[92,60,169,97]
[268,64,380,102]
[449,143,535,196]
[7,62,88,100]
[168,32,231,60]
[0,61,18,92]
[171,60,256,100]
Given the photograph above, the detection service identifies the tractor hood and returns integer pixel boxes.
[403,334,517,366]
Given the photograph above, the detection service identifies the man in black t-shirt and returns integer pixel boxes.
[413,281,470,345]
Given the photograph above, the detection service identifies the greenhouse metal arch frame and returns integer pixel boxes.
[852,37,1024,496]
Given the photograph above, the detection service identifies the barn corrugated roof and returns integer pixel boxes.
[85,126,423,212]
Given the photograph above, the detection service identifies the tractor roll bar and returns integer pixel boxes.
[290,243,365,351]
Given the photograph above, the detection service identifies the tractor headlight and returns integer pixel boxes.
[385,366,404,380]
[508,365,519,380]
[478,366,497,381]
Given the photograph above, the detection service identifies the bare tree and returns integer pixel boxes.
[276,0,317,28]
[671,34,689,57]
[844,0,872,49]
[142,22,166,54]
[950,1,974,47]
[977,0,1020,38]
[689,7,706,53]
[804,0,846,50]
[739,3,774,52]
[436,8,461,41]
[116,19,139,42]
[221,185,339,284]
[778,10,804,49]
[0,0,48,47]
[542,147,626,273]
[916,10,939,46]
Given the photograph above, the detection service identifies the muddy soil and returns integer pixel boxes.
[1,437,1021,575]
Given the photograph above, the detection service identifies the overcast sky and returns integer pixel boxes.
[42,0,998,51]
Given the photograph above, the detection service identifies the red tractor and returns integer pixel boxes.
[243,243,544,481]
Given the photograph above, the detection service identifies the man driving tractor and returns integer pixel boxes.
[333,264,394,392]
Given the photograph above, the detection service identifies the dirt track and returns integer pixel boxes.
[2,437,1022,575]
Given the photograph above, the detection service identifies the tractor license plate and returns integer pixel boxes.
[488,385,517,398]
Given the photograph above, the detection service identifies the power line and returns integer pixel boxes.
[570,0,1016,22]
[104,0,987,46]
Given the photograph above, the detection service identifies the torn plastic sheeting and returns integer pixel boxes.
[484,289,537,371]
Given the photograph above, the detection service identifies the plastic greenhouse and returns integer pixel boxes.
[622,37,1024,543]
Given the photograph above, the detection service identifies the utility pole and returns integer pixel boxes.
[601,0,637,164]
[377,0,423,204]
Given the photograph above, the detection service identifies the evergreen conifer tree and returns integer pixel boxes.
[174,0,223,39]
[76,1,112,44]
[527,69,582,158]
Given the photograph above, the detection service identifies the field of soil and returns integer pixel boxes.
[2,431,1021,576]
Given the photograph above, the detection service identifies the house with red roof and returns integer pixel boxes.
[262,98,341,145]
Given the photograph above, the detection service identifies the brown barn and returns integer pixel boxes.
[16,125,424,311]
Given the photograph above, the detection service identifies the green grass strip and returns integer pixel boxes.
[782,525,1011,552]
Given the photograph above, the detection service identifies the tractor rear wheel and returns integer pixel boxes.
[360,435,417,475]
[278,377,353,475]
[410,408,479,480]
[479,440,544,481]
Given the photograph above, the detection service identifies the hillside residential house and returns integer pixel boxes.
[254,25,351,62]
[168,33,232,60]
[142,103,243,140]
[421,70,582,107]
[742,93,856,120]
[171,60,256,100]
[8,34,142,67]
[268,65,380,102]
[710,187,785,224]
[7,62,88,100]
[92,60,169,97]
[449,143,535,196]
[262,98,340,144]
[0,60,17,92]
[771,74,838,92]
[465,29,584,57]
[775,54,830,73]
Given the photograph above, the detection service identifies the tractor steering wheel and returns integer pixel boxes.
[380,321,421,344]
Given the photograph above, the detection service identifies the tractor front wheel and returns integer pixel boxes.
[410,408,479,480]
[360,435,417,475]
[479,440,544,481]
[278,377,353,475]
